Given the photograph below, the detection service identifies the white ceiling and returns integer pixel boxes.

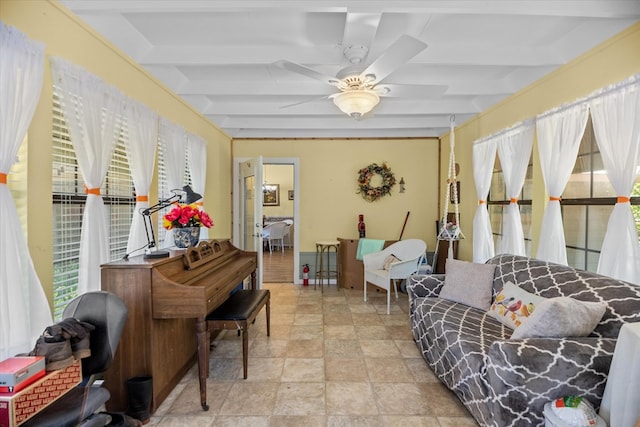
[60,1,639,139]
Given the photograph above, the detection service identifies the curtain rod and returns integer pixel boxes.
[472,118,535,145]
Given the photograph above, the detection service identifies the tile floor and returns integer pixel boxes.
[146,283,479,427]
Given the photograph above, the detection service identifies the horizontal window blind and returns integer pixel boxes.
[51,90,134,319]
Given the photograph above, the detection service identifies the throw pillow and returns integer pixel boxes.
[488,282,546,329]
[438,258,496,310]
[383,254,401,270]
[511,297,607,339]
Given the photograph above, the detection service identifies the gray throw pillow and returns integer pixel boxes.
[511,297,607,339]
[439,258,496,310]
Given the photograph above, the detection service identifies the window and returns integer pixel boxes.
[488,155,534,255]
[51,91,134,319]
[561,117,640,271]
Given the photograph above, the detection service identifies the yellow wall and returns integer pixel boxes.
[440,21,640,261]
[234,138,441,252]
[1,0,232,304]
[263,165,295,218]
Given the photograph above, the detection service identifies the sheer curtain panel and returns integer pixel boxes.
[496,121,534,256]
[159,119,187,248]
[535,102,589,265]
[50,58,123,294]
[187,134,208,239]
[125,98,158,256]
[589,74,640,284]
[0,23,52,359]
[472,137,498,263]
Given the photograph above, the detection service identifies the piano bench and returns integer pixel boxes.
[206,289,271,379]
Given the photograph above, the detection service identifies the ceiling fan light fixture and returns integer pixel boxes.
[332,89,380,118]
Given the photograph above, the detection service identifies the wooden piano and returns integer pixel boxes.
[101,239,257,413]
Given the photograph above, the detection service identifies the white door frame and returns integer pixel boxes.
[233,157,300,284]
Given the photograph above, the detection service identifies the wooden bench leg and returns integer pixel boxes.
[266,297,271,337]
[242,326,249,379]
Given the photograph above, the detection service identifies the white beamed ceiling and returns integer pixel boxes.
[60,0,640,138]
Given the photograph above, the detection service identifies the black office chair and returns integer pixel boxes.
[23,291,128,427]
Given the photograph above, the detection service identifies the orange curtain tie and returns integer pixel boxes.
[0,173,6,184]
[617,196,630,203]
[478,200,486,205]
[510,198,518,204]
[136,195,149,202]
[85,187,101,196]
[549,196,561,201]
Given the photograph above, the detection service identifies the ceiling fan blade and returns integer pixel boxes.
[273,60,344,88]
[361,35,427,85]
[280,95,331,109]
[375,83,448,98]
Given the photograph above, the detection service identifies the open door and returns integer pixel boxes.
[239,157,264,287]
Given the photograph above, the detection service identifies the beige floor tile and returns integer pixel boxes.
[269,415,326,427]
[437,416,481,426]
[166,381,231,415]
[296,302,324,314]
[323,303,351,314]
[355,325,390,340]
[210,339,243,358]
[325,339,363,357]
[352,313,384,326]
[273,382,326,415]
[359,339,401,358]
[327,415,382,426]
[294,313,324,326]
[323,312,353,325]
[245,357,284,382]
[348,303,378,314]
[290,325,324,340]
[380,415,441,427]
[208,357,243,381]
[250,338,289,358]
[210,416,270,427]
[281,358,325,382]
[326,382,378,415]
[372,382,432,415]
[364,358,414,382]
[270,313,296,325]
[325,357,368,382]
[155,415,216,427]
[385,325,413,340]
[286,338,324,358]
[323,296,348,305]
[219,382,278,415]
[324,324,357,340]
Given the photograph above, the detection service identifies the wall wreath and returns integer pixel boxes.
[357,162,396,202]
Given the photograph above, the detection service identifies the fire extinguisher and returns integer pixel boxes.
[302,264,310,286]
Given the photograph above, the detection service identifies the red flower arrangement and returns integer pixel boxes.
[162,203,214,230]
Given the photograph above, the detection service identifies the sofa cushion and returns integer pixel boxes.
[511,297,607,339]
[439,258,496,310]
[383,254,400,270]
[488,281,546,329]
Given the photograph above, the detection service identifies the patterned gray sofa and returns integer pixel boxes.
[407,254,640,427]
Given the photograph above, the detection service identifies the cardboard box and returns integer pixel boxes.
[0,357,46,393]
[0,360,81,427]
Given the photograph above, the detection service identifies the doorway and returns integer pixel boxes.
[233,157,300,285]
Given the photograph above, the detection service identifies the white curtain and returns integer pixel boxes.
[187,133,208,239]
[589,74,640,284]
[159,119,187,248]
[496,121,535,256]
[472,137,498,263]
[125,98,158,256]
[0,22,52,359]
[535,103,589,265]
[50,58,123,294]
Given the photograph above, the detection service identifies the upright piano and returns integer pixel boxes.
[101,239,257,413]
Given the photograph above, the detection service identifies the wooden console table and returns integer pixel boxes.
[337,238,396,290]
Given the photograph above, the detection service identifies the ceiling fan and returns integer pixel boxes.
[274,35,447,118]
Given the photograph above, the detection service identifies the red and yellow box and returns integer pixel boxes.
[0,360,81,427]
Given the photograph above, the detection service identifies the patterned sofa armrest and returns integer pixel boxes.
[407,274,445,313]
[486,337,617,426]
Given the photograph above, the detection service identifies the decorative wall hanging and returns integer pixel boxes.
[357,162,396,202]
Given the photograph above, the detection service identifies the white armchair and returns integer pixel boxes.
[363,239,426,314]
